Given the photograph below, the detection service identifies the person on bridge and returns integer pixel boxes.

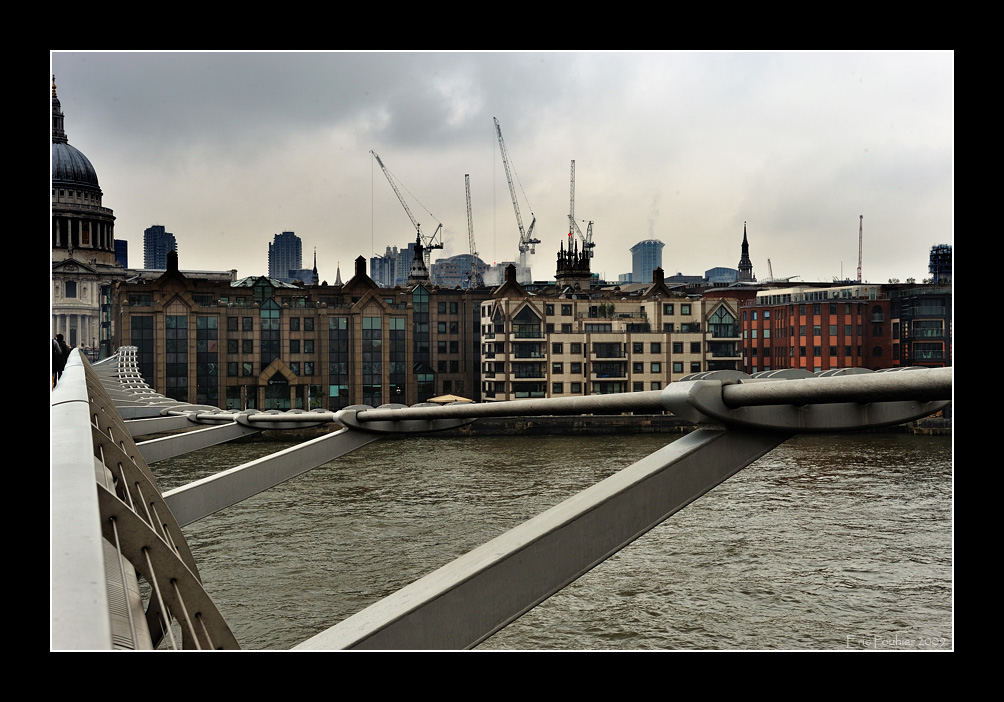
[52,334,70,387]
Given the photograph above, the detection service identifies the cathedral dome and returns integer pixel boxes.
[51,77,115,265]
[52,141,99,188]
[52,78,100,190]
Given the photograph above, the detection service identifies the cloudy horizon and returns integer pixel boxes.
[50,51,954,285]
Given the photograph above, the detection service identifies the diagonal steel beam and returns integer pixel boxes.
[295,426,790,650]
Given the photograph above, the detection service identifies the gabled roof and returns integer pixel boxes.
[491,264,526,299]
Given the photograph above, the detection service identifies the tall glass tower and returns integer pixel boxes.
[630,239,664,283]
[268,231,302,282]
[144,225,178,269]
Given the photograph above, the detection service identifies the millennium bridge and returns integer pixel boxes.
[50,347,952,650]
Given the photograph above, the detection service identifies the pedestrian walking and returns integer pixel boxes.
[52,333,70,387]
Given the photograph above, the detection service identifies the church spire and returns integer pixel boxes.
[737,221,755,283]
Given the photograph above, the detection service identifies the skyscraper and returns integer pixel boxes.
[144,225,178,269]
[929,244,952,284]
[268,231,302,282]
[630,239,664,283]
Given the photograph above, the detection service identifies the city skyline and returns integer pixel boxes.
[50,51,953,285]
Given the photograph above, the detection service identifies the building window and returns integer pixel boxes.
[690,342,701,353]
[673,342,683,353]
[552,382,563,394]
[570,362,582,374]
[290,317,300,331]
[651,362,661,373]
[304,339,314,354]
[681,304,691,315]
[242,362,254,376]
[570,343,582,354]
[650,342,661,353]
[673,362,683,373]
[552,362,564,374]
[552,342,564,354]
[570,382,582,393]
[513,306,542,338]
[227,339,239,354]
[561,304,572,316]
[228,317,238,331]
[243,317,253,331]
[290,339,300,354]
[304,318,314,332]
[243,339,253,354]
[227,362,238,376]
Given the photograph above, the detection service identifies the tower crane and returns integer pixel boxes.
[465,174,483,289]
[568,160,595,258]
[494,117,539,283]
[370,150,443,267]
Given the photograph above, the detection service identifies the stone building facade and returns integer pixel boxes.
[52,78,126,357]
[113,253,490,410]
[480,259,743,402]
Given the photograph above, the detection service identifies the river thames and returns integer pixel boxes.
[153,431,953,651]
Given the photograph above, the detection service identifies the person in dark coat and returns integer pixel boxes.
[52,334,70,387]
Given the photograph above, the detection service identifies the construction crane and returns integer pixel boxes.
[568,160,595,258]
[494,117,539,283]
[370,150,443,267]
[857,215,863,283]
[764,257,798,284]
[465,174,483,289]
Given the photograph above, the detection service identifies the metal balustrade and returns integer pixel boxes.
[51,347,951,650]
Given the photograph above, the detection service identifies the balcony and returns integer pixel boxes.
[512,361,546,379]
[512,342,544,359]
[591,362,626,379]
[591,343,625,359]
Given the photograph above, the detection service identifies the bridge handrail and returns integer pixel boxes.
[51,349,240,650]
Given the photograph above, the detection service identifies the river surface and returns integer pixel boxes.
[153,431,953,651]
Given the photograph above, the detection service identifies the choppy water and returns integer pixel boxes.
[153,432,953,650]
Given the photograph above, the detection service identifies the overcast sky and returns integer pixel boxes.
[50,51,953,285]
